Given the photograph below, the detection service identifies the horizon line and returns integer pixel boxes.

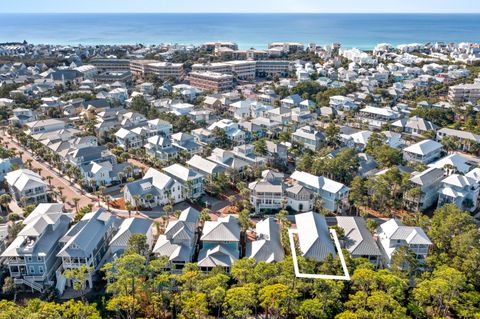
[2,12,480,14]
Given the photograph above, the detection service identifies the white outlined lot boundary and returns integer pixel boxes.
[288,228,350,280]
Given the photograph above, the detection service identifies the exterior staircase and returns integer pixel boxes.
[14,278,44,293]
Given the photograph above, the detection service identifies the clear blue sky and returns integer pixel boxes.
[2,0,479,13]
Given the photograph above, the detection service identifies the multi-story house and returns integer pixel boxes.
[25,119,66,135]
[292,126,325,151]
[436,128,480,153]
[109,218,154,258]
[249,170,285,213]
[392,116,437,136]
[171,132,202,156]
[331,216,382,266]
[1,204,71,293]
[162,164,204,199]
[290,170,349,213]
[186,155,226,178]
[437,168,480,212]
[191,128,216,145]
[207,148,250,179]
[406,167,445,211]
[265,141,288,165]
[295,212,336,262]
[197,215,240,272]
[232,144,267,166]
[403,139,444,164]
[246,218,285,263]
[115,119,173,150]
[357,106,401,128]
[9,107,38,127]
[56,208,120,294]
[286,183,314,212]
[144,135,178,162]
[153,207,199,268]
[124,167,184,208]
[376,219,432,268]
[5,169,48,206]
[208,119,246,145]
[281,94,303,108]
[67,146,130,187]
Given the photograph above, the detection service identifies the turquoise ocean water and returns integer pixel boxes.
[0,13,479,49]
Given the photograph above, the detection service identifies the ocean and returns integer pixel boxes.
[0,13,479,49]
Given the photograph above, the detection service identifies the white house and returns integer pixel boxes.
[124,168,185,208]
[406,167,445,211]
[376,219,432,268]
[358,106,401,128]
[437,168,480,212]
[403,139,443,164]
[5,169,48,206]
[290,170,349,212]
[208,119,245,145]
[292,126,325,151]
[249,170,285,213]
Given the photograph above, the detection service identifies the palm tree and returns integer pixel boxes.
[45,175,54,188]
[163,203,173,219]
[144,193,154,208]
[0,194,12,214]
[57,186,64,197]
[199,208,211,227]
[25,159,33,169]
[132,195,141,213]
[105,195,112,211]
[72,197,81,214]
[152,220,161,237]
[125,202,134,218]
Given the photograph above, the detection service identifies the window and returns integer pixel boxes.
[39,266,44,274]
[27,257,33,262]
[29,266,35,274]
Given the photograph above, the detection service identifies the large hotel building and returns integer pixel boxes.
[192,61,257,80]
[130,60,185,80]
[188,71,234,93]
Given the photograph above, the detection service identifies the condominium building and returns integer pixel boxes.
[90,58,131,72]
[130,60,185,80]
[255,60,292,77]
[93,71,132,84]
[267,42,305,54]
[202,41,239,52]
[188,71,233,93]
[192,60,256,80]
[448,83,480,103]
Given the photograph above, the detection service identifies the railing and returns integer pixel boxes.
[14,278,44,293]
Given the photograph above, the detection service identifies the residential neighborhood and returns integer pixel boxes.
[0,37,480,318]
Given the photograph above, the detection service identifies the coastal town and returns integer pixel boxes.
[0,39,480,318]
